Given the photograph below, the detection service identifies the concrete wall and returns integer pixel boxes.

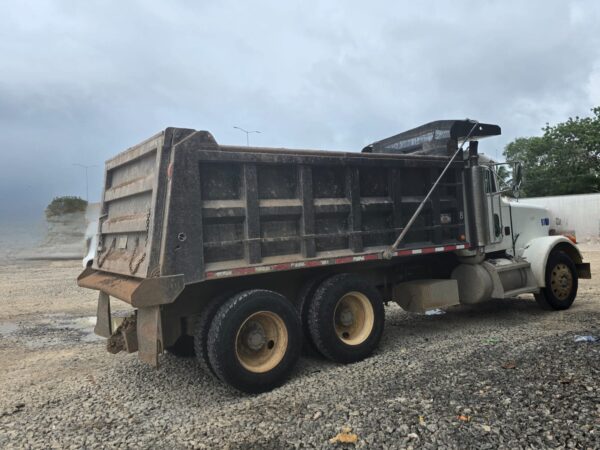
[517,193,600,243]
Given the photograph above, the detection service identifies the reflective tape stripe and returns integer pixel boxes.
[205,243,470,279]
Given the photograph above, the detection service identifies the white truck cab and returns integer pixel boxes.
[452,152,591,310]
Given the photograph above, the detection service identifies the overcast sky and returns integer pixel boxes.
[1,0,599,219]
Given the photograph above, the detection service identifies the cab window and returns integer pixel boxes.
[483,168,497,193]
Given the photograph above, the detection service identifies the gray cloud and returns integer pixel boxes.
[1,0,599,218]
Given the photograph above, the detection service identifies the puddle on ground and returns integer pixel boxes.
[0,315,101,348]
[52,315,99,343]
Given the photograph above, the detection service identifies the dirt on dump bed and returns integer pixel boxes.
[0,255,599,449]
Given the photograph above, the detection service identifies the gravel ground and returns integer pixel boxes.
[0,255,599,449]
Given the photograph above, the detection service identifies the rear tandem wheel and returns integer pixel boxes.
[206,289,302,393]
[307,274,385,363]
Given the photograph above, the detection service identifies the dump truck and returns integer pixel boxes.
[78,120,591,393]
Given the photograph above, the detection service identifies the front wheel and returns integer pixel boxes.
[207,290,302,393]
[535,251,578,310]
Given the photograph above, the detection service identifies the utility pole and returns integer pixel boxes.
[233,126,261,146]
[73,163,97,202]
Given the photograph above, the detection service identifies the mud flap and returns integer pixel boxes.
[137,306,163,368]
[577,262,591,279]
[94,292,112,338]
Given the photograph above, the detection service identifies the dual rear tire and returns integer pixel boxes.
[195,274,385,393]
[197,290,301,393]
[305,274,385,363]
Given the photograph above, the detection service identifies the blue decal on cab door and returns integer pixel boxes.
[541,218,550,226]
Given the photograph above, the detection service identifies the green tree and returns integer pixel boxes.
[503,107,600,197]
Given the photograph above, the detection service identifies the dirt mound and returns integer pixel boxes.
[18,203,100,261]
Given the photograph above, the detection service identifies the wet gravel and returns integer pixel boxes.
[1,290,600,449]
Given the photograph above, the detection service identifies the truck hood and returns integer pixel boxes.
[509,200,551,255]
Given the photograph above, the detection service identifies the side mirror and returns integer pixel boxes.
[511,162,523,192]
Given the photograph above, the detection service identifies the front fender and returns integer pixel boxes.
[521,236,587,287]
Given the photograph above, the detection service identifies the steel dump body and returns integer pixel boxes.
[93,127,469,287]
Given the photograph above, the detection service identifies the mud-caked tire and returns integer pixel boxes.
[207,290,302,393]
[307,274,385,363]
[534,251,578,311]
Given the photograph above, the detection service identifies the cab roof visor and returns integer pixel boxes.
[362,120,501,156]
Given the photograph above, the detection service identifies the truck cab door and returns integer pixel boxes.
[484,168,503,244]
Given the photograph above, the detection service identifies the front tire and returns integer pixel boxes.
[307,274,385,363]
[207,290,302,393]
[535,251,578,310]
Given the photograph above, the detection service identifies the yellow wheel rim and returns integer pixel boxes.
[333,291,374,346]
[235,311,288,373]
[550,263,573,301]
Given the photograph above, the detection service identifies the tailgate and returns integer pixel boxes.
[94,131,168,278]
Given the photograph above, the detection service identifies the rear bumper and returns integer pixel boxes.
[77,268,185,368]
[77,267,184,307]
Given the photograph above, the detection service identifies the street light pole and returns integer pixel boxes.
[233,126,261,146]
[73,163,97,202]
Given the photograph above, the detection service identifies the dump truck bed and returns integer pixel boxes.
[92,128,469,286]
